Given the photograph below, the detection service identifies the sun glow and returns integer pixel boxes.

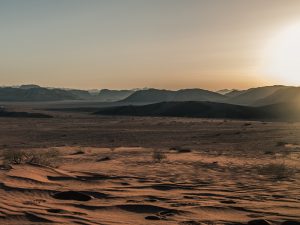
[263,22,300,85]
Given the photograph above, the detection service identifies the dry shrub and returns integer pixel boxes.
[2,149,26,165]
[276,141,288,147]
[170,146,191,153]
[257,161,298,180]
[152,149,167,163]
[2,148,60,167]
[45,148,60,158]
[71,147,85,155]
[27,149,60,167]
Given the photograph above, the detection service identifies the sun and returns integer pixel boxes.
[263,22,300,85]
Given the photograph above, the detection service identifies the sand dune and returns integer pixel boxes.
[0,146,299,225]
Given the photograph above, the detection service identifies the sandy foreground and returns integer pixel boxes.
[0,116,299,224]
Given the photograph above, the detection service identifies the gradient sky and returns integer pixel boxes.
[1,0,300,90]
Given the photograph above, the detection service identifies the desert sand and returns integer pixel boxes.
[0,114,299,224]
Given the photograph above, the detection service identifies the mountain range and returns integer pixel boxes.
[0,87,79,101]
[0,85,141,102]
[119,85,300,106]
[0,85,299,107]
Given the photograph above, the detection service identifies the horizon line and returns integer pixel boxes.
[0,83,298,92]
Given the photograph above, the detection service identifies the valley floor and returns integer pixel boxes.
[0,114,299,224]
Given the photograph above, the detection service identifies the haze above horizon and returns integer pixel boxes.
[1,0,300,90]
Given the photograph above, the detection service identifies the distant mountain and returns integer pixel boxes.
[0,85,137,102]
[120,89,171,103]
[224,90,246,98]
[121,88,227,103]
[67,89,93,100]
[0,87,79,101]
[174,89,228,102]
[0,107,52,118]
[98,89,135,102]
[1,84,299,105]
[94,101,300,121]
[217,89,237,95]
[19,84,41,89]
[227,85,289,105]
[88,89,100,95]
[254,87,300,106]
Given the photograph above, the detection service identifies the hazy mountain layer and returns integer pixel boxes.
[227,85,288,105]
[0,85,299,107]
[0,87,79,101]
[121,88,227,103]
[98,89,135,102]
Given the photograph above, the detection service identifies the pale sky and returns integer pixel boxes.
[1,0,300,90]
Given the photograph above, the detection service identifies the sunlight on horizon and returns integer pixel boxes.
[263,22,300,85]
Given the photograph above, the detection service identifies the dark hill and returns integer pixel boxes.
[258,102,300,121]
[0,108,52,118]
[94,101,300,121]
[94,101,262,120]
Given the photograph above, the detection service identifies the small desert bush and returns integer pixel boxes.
[71,147,85,155]
[2,148,60,167]
[257,161,297,180]
[27,149,60,167]
[152,149,167,163]
[2,149,26,165]
[193,161,221,174]
[276,141,288,147]
[45,148,60,158]
[170,146,191,153]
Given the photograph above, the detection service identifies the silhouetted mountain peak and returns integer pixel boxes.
[121,88,227,103]
[19,84,41,89]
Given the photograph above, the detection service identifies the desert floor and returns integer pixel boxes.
[0,113,299,224]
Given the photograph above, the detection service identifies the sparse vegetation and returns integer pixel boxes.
[169,146,191,153]
[257,161,298,180]
[276,141,288,147]
[152,149,167,163]
[2,148,61,167]
[27,149,60,167]
[71,148,85,155]
[193,161,221,173]
[45,148,60,158]
[2,149,25,165]
[264,150,274,155]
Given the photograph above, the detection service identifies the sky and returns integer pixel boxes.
[1,0,300,90]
